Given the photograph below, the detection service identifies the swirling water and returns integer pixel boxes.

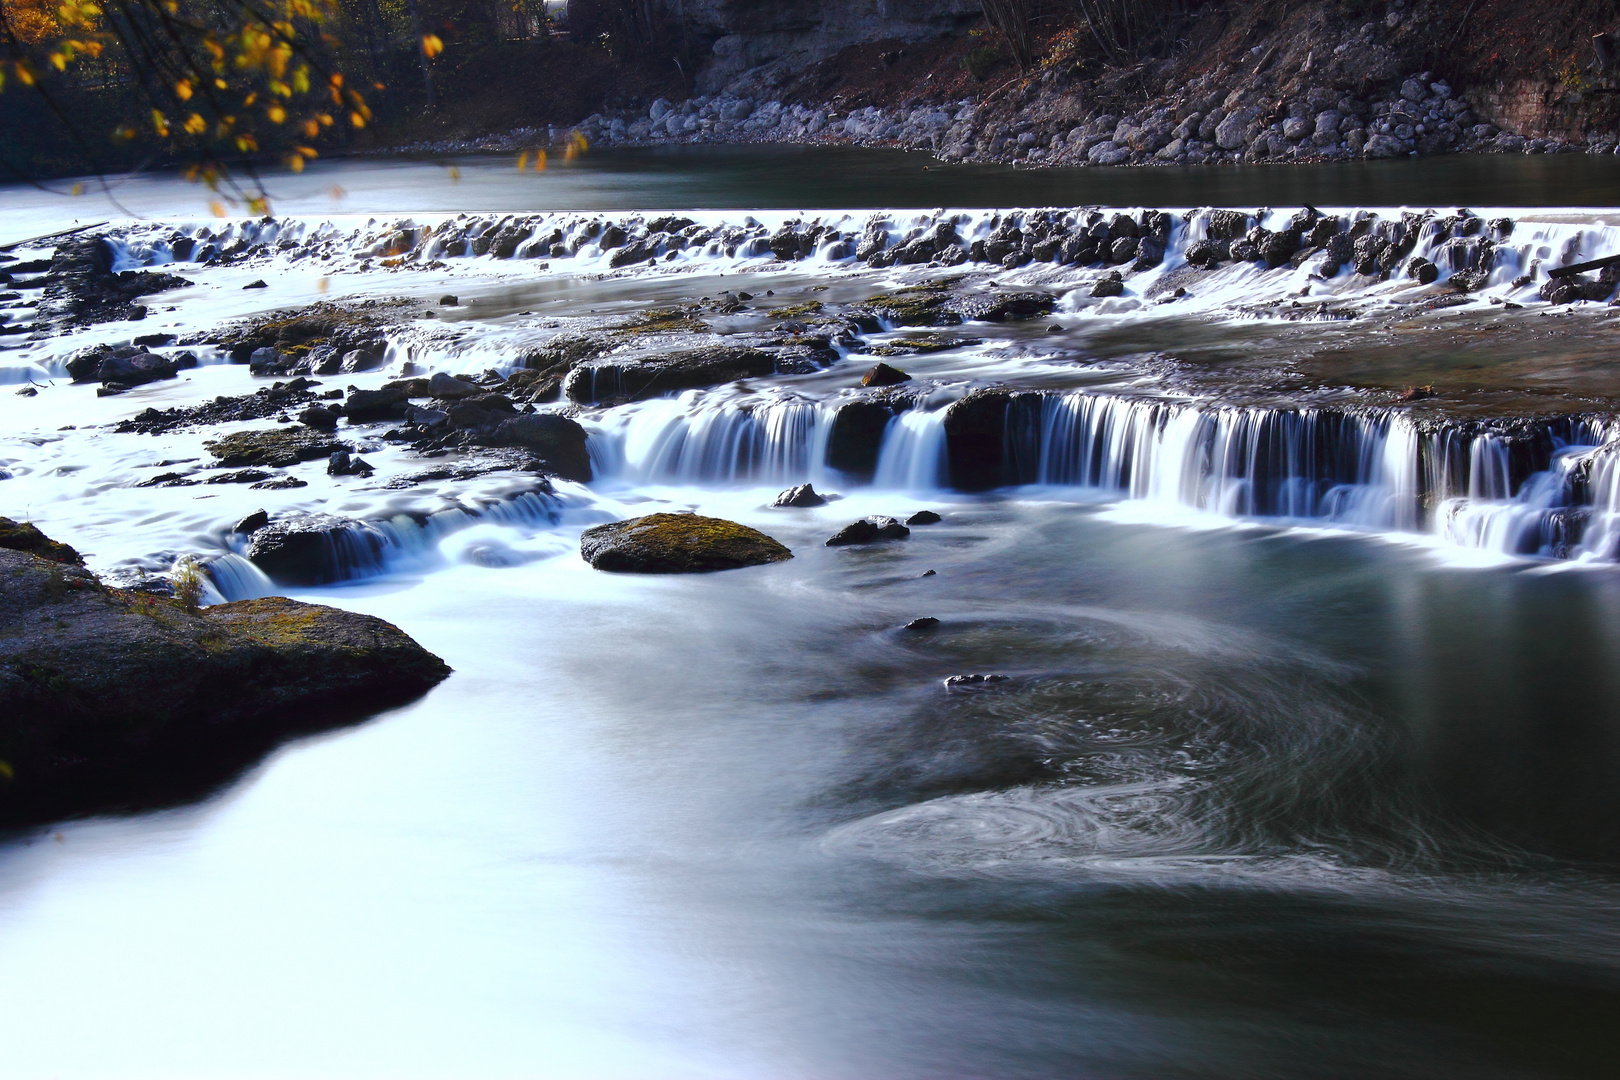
[2,152,1620,1078]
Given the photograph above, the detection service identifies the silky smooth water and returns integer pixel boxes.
[3,151,1620,1078]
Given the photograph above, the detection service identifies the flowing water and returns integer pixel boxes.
[3,150,1620,1078]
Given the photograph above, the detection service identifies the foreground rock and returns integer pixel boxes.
[0,544,450,824]
[580,513,792,573]
[245,514,388,586]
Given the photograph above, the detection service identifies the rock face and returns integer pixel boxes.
[580,513,792,573]
[0,544,450,823]
[0,517,83,565]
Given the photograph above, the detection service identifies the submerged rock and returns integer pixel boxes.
[825,516,910,546]
[944,673,1009,689]
[0,542,449,824]
[580,513,792,573]
[772,483,827,508]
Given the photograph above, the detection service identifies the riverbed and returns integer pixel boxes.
[2,149,1619,1078]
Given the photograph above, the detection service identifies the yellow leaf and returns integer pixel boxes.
[447,166,461,182]
[243,91,256,106]
[183,113,207,135]
[267,104,286,124]
[534,149,547,172]
[70,183,83,196]
[349,111,365,128]
[302,119,320,138]
[210,200,226,217]
[296,146,318,158]
[151,109,169,137]
[175,79,193,101]
[317,277,329,293]
[422,34,444,58]
[516,152,528,171]
[288,154,304,172]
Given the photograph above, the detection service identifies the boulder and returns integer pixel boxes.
[580,513,792,573]
[953,292,1055,322]
[563,345,777,403]
[861,362,911,387]
[97,349,184,387]
[491,413,594,482]
[232,509,270,535]
[905,510,942,525]
[943,388,1031,491]
[827,399,897,477]
[825,516,910,546]
[772,483,827,508]
[246,514,388,585]
[343,384,414,421]
[429,371,482,399]
[0,542,448,824]
[204,427,348,468]
[298,404,340,430]
[1090,273,1125,298]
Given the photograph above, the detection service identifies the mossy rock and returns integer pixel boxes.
[580,513,792,573]
[0,542,449,824]
[854,284,964,328]
[205,427,349,467]
[614,307,710,336]
[0,518,82,565]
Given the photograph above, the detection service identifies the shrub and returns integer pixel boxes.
[172,557,207,614]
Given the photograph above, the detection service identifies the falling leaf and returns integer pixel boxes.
[422,34,444,58]
[317,277,329,293]
[70,183,83,196]
[210,200,226,217]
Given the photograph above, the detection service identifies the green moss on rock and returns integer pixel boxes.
[204,428,349,467]
[0,518,83,565]
[580,513,792,573]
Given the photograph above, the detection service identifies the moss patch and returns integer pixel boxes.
[613,307,710,336]
[205,428,349,467]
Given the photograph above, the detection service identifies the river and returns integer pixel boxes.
[1,149,1619,1078]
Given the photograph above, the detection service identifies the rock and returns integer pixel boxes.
[943,673,1009,689]
[205,427,347,468]
[243,279,268,289]
[439,295,459,306]
[956,292,1056,322]
[919,569,936,577]
[298,405,339,430]
[97,349,182,387]
[1090,273,1125,298]
[1408,257,1440,285]
[1364,134,1406,158]
[825,516,909,546]
[905,510,942,525]
[232,509,270,535]
[1185,239,1229,269]
[490,413,594,482]
[1215,108,1257,151]
[564,345,777,403]
[444,393,517,432]
[827,399,897,477]
[343,384,415,421]
[861,362,911,387]
[772,483,827,508]
[0,543,448,823]
[246,514,388,585]
[429,371,481,399]
[0,517,83,564]
[943,387,1039,491]
[904,617,940,630]
[580,513,791,573]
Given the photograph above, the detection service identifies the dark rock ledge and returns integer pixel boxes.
[0,521,450,825]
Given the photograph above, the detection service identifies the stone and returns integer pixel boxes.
[1408,258,1440,285]
[97,350,182,387]
[298,405,339,431]
[439,295,459,306]
[246,514,388,585]
[343,384,415,421]
[827,399,896,477]
[564,346,777,403]
[825,516,910,546]
[861,362,911,387]
[0,542,448,824]
[772,483,827,508]
[204,427,348,468]
[905,510,942,525]
[243,279,268,289]
[580,513,791,573]
[904,617,940,630]
[429,371,482,399]
[232,509,270,535]
[1090,274,1125,298]
[490,413,594,482]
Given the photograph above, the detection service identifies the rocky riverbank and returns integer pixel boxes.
[387,1,1620,168]
[0,520,450,824]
